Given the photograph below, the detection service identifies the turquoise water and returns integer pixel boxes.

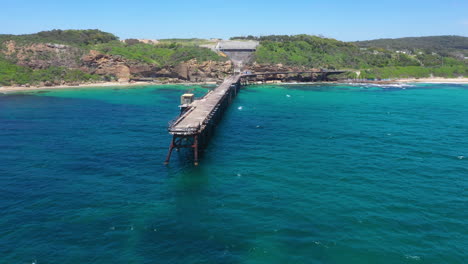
[0,83,467,264]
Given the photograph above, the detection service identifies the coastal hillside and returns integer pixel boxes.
[0,30,230,86]
[232,34,468,79]
[352,36,468,78]
[233,35,421,69]
[1,30,468,86]
[0,29,118,46]
[354,36,468,58]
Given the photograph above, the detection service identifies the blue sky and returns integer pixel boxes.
[2,0,467,41]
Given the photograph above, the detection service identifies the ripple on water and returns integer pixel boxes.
[0,83,467,264]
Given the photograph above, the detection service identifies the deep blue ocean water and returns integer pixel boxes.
[0,83,467,264]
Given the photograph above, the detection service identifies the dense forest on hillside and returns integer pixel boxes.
[0,29,118,47]
[233,34,468,79]
[249,34,420,69]
[354,36,468,57]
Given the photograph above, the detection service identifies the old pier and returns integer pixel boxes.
[165,74,242,165]
[165,41,347,165]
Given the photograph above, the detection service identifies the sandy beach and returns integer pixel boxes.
[0,81,219,93]
[1,77,467,93]
[394,77,468,84]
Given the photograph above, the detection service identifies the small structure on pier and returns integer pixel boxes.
[180,93,194,105]
[179,93,195,113]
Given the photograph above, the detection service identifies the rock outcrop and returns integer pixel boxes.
[81,52,233,82]
[250,62,317,73]
[78,49,235,83]
[81,50,131,82]
[170,59,232,82]
[243,63,335,83]
[2,40,84,69]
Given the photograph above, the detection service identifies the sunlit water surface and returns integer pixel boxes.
[0,83,467,264]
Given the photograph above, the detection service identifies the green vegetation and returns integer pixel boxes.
[0,29,118,47]
[360,65,468,79]
[0,56,100,86]
[158,38,217,46]
[94,41,226,66]
[0,30,226,86]
[251,34,422,69]
[234,34,468,78]
[354,36,468,57]
[1,30,467,86]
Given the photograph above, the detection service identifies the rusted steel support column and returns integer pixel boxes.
[201,129,207,148]
[164,136,175,165]
[193,135,199,166]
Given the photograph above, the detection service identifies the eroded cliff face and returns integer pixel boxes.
[81,50,131,82]
[250,62,317,73]
[170,59,233,82]
[81,50,233,82]
[246,63,334,83]
[2,40,85,69]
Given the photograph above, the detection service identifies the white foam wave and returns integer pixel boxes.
[347,83,416,89]
[405,255,421,261]
[238,106,243,110]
